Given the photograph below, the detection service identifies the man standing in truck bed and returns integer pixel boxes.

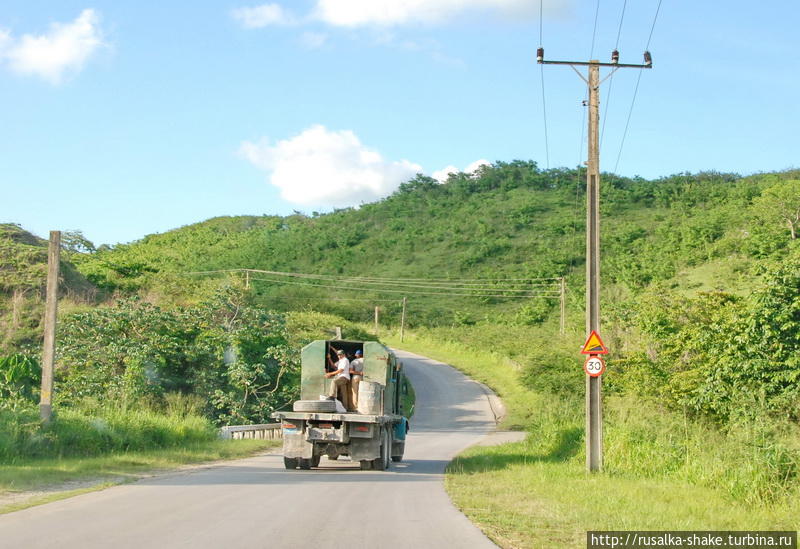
[349,349,364,411]
[325,349,351,410]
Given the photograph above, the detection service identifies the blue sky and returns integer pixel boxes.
[1,1,797,246]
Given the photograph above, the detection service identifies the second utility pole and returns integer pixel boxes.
[538,48,652,472]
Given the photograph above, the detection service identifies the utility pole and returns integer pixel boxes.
[399,297,407,343]
[40,230,61,423]
[538,48,652,472]
[374,306,380,337]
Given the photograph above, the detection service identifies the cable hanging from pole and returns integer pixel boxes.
[600,0,628,152]
[246,275,560,299]
[538,0,550,169]
[613,0,663,173]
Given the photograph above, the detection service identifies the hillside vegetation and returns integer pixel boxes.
[2,162,799,535]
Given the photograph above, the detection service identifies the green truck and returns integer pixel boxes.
[271,339,411,471]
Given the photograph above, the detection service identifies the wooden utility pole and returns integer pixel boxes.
[399,297,407,343]
[374,306,380,337]
[538,48,652,472]
[40,230,61,423]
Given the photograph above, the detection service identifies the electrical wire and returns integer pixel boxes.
[613,0,663,173]
[186,268,562,284]
[247,275,561,299]
[539,0,550,169]
[268,297,402,303]
[645,0,663,50]
[589,0,601,58]
[600,0,628,152]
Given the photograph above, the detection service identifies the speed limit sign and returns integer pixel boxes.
[584,356,605,377]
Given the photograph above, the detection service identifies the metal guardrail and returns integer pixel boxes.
[219,423,282,440]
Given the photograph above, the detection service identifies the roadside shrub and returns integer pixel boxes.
[519,348,583,396]
[56,288,300,425]
[0,401,216,461]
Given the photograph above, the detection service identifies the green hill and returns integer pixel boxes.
[76,163,798,323]
[0,224,98,352]
[68,162,800,423]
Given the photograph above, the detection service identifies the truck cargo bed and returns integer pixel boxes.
[272,411,402,424]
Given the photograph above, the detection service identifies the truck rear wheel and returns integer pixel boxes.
[392,442,405,462]
[284,457,298,470]
[311,455,321,468]
[298,458,312,470]
[372,428,391,471]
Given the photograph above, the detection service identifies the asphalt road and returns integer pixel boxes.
[0,350,498,549]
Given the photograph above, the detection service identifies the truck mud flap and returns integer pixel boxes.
[283,432,313,459]
[349,435,381,461]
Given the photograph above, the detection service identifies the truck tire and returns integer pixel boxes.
[284,457,298,470]
[293,400,338,413]
[311,455,321,468]
[298,458,312,470]
[372,428,391,471]
[328,454,339,461]
[392,442,405,462]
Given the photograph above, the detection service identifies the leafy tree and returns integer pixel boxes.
[754,179,800,240]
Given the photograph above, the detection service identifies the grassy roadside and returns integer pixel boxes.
[384,332,800,548]
[0,439,278,514]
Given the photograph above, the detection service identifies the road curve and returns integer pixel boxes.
[0,350,498,549]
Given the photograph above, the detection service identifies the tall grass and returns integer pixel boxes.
[0,395,216,462]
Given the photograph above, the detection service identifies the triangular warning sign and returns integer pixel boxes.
[581,330,608,355]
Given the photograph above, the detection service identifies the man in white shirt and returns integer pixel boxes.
[325,349,351,410]
[349,349,365,410]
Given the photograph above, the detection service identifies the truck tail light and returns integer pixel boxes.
[354,425,369,432]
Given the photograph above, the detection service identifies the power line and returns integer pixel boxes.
[186,268,562,284]
[538,0,550,169]
[614,0,628,49]
[600,0,629,151]
[645,0,663,49]
[247,275,560,299]
[589,0,601,58]
[613,0,663,172]
[269,297,402,303]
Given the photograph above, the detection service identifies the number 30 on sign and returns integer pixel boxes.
[584,356,605,377]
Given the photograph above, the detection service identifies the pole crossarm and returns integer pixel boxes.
[536,47,653,70]
[539,60,652,69]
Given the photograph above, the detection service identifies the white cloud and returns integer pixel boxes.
[465,158,491,173]
[0,30,11,53]
[2,9,104,84]
[239,125,422,207]
[300,31,328,49]
[231,4,294,28]
[432,165,459,183]
[432,159,492,183]
[313,0,541,27]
